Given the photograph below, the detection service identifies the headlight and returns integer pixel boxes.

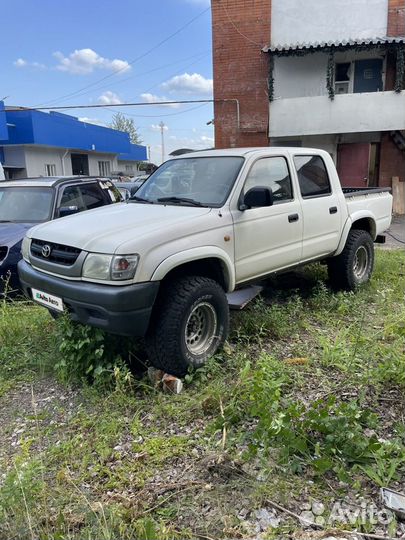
[21,236,31,262]
[82,253,139,281]
[82,254,112,280]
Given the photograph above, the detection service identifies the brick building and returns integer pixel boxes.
[212,0,405,212]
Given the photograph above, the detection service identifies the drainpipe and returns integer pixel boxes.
[61,149,69,175]
[218,98,240,130]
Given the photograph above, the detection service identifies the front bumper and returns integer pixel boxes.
[18,260,160,336]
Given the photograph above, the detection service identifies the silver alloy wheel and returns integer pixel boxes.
[185,301,218,355]
[353,245,369,280]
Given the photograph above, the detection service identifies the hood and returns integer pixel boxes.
[0,222,35,248]
[27,202,212,253]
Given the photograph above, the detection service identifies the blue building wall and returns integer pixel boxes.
[0,103,147,161]
[0,102,8,141]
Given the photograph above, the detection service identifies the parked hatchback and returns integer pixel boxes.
[0,176,122,295]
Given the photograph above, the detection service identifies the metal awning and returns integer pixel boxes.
[263,36,405,54]
[2,164,25,169]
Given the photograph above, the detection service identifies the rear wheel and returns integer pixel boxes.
[145,276,229,376]
[328,229,374,291]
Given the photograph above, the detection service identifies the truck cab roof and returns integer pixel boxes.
[167,146,331,160]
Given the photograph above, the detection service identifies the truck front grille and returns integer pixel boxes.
[0,246,8,264]
[31,239,81,266]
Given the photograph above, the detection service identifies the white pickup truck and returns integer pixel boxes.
[18,148,393,375]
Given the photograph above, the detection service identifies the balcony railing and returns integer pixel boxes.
[269,91,405,137]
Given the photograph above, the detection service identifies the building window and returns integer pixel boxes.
[125,164,133,172]
[335,62,351,94]
[335,59,384,94]
[45,164,56,176]
[98,161,111,176]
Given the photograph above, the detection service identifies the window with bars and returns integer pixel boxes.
[98,161,111,176]
[45,164,56,176]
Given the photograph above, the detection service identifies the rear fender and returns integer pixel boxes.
[334,212,376,256]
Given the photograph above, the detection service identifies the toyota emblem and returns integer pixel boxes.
[41,244,51,258]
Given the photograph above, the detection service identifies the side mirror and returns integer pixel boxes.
[59,205,79,218]
[240,187,274,210]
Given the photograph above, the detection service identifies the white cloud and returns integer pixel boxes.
[161,72,213,95]
[97,91,122,105]
[14,58,27,67]
[53,49,131,75]
[151,123,169,131]
[14,58,46,70]
[140,93,180,108]
[148,131,215,165]
[200,135,214,145]
[79,117,106,126]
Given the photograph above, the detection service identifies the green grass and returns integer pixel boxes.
[0,249,404,539]
[0,298,58,395]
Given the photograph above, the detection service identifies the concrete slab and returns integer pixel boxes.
[380,215,405,249]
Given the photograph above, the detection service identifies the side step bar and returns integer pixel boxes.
[226,285,263,310]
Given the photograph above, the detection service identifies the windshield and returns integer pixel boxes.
[0,187,54,222]
[135,156,244,207]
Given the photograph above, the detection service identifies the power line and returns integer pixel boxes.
[6,97,241,126]
[6,100,215,112]
[38,51,210,106]
[33,7,210,108]
[103,102,210,119]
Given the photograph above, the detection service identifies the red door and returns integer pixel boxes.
[337,143,370,187]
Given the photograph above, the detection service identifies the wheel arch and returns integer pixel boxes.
[151,248,235,292]
[334,213,376,256]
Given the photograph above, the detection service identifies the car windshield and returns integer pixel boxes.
[135,156,245,207]
[0,187,54,222]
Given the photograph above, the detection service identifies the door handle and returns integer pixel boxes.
[329,206,338,214]
[288,213,299,223]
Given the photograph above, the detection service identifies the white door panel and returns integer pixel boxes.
[293,155,342,260]
[231,156,304,283]
[300,196,341,260]
[233,201,303,282]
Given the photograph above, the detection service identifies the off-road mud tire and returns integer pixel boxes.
[327,229,374,291]
[145,276,229,376]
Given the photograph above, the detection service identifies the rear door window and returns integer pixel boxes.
[59,186,86,211]
[78,183,106,209]
[294,155,331,198]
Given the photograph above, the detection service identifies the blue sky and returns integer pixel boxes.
[0,0,214,164]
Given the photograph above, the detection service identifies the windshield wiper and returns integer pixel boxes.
[127,195,153,204]
[0,220,12,223]
[157,196,204,207]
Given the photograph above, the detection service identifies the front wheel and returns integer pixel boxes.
[327,229,374,291]
[146,276,229,376]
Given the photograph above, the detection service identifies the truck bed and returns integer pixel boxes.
[343,187,392,197]
[344,187,393,237]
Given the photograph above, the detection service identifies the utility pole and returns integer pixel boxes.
[159,121,166,164]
